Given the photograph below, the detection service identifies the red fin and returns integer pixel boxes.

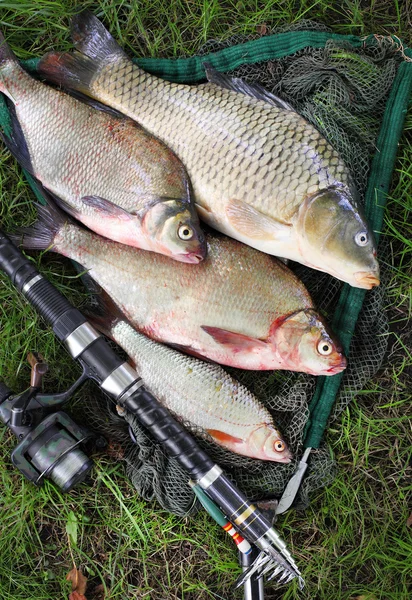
[201,326,268,352]
[207,430,243,445]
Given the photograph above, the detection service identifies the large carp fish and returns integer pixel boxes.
[38,12,380,289]
[14,196,346,375]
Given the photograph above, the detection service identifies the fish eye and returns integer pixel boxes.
[355,231,368,246]
[274,440,285,452]
[178,224,193,240]
[317,340,333,356]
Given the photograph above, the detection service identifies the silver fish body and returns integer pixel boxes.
[37,13,379,288]
[0,32,206,263]
[16,199,346,376]
[101,314,292,462]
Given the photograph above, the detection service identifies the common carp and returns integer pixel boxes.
[89,291,292,462]
[38,12,379,288]
[14,197,346,375]
[0,31,206,263]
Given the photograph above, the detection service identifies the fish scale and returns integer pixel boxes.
[95,67,345,221]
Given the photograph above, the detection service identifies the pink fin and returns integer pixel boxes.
[226,198,291,241]
[201,326,268,352]
[207,429,244,445]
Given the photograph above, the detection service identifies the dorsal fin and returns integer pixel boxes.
[203,63,294,111]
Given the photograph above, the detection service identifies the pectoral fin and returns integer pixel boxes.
[206,429,244,445]
[201,326,268,352]
[81,196,134,220]
[226,199,292,241]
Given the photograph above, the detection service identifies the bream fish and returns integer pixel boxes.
[0,31,206,263]
[38,12,379,288]
[88,290,292,462]
[15,197,346,375]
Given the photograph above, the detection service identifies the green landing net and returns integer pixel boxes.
[2,21,411,516]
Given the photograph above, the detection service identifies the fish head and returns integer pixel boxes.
[247,425,293,463]
[297,186,380,288]
[270,309,347,376]
[142,199,207,263]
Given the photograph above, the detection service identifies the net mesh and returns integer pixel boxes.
[82,24,402,515]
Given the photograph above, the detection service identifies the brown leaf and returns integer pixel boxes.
[66,568,88,596]
[69,593,87,600]
[256,23,268,36]
[406,512,412,527]
[350,596,378,600]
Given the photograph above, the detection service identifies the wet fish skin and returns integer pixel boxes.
[15,197,346,376]
[0,31,206,263]
[37,12,379,288]
[90,297,292,462]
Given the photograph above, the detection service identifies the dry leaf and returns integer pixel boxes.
[256,23,268,36]
[69,593,87,600]
[350,596,378,600]
[406,512,412,527]
[66,567,88,599]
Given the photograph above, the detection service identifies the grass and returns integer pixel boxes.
[0,1,411,599]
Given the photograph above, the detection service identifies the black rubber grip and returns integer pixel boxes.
[123,390,215,479]
[80,337,125,382]
[24,278,81,336]
[0,231,87,340]
[0,231,37,287]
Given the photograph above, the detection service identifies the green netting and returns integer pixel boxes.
[1,23,411,515]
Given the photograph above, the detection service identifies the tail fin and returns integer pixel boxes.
[0,31,22,94]
[83,286,124,338]
[38,12,130,101]
[37,51,96,96]
[71,11,127,62]
[11,184,70,251]
[0,31,17,67]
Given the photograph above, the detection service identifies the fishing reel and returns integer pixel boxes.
[0,352,97,492]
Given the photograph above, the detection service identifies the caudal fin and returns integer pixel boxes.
[37,50,97,96]
[38,12,127,96]
[83,285,125,338]
[0,31,23,95]
[11,183,70,251]
[0,31,16,67]
[71,11,126,62]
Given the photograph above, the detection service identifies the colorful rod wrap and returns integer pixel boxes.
[191,482,252,554]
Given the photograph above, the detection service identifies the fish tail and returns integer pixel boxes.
[84,286,124,338]
[0,31,22,93]
[11,185,69,251]
[0,31,17,67]
[37,50,97,96]
[38,11,127,94]
[71,11,127,62]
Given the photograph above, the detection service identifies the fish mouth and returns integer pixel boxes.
[354,271,380,289]
[178,251,205,264]
[325,358,347,375]
[275,454,293,464]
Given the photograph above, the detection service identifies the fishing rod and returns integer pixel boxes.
[0,227,303,589]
